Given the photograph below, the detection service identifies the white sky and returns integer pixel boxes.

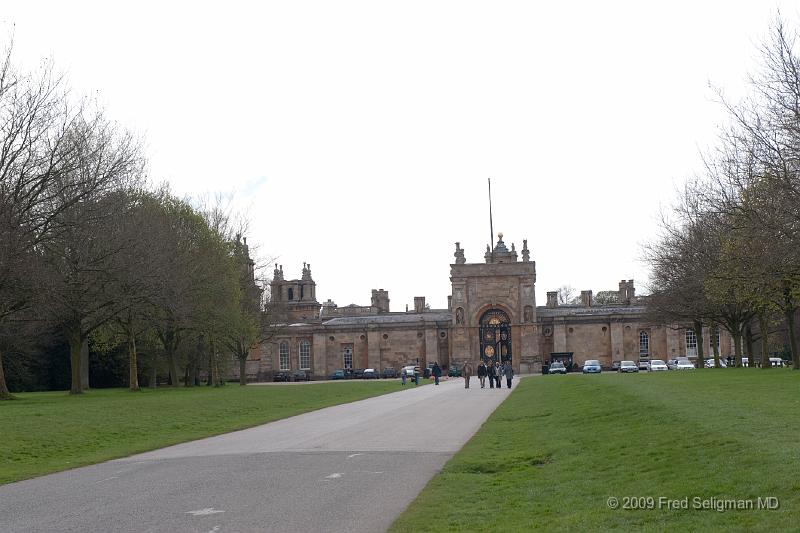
[4,1,798,311]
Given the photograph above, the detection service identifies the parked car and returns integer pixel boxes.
[291,370,310,382]
[381,367,397,379]
[611,360,621,372]
[362,368,379,379]
[676,357,695,370]
[329,369,346,380]
[619,360,638,373]
[548,361,567,374]
[666,358,678,370]
[353,368,366,379]
[448,366,461,377]
[401,365,420,378]
[582,360,602,374]
[704,358,727,368]
[273,371,291,382]
[638,360,650,371]
[648,359,668,372]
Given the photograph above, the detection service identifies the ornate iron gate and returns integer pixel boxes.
[479,309,512,366]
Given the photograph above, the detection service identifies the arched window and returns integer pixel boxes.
[685,329,697,357]
[480,308,510,326]
[279,341,290,370]
[639,331,649,358]
[343,345,353,369]
[299,340,311,370]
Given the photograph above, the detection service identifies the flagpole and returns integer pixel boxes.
[488,178,495,252]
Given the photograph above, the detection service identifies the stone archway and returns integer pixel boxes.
[479,308,512,366]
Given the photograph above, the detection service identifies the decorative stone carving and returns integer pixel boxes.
[454,242,466,264]
[524,305,533,323]
[455,307,465,326]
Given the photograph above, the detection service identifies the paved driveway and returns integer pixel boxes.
[0,376,519,533]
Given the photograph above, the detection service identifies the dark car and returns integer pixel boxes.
[448,366,461,377]
[362,368,379,379]
[273,371,291,382]
[329,370,346,380]
[611,360,621,372]
[353,368,365,379]
[381,367,397,379]
[292,370,310,382]
[548,361,567,374]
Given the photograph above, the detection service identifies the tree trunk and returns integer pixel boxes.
[80,336,90,390]
[694,321,704,369]
[66,326,83,394]
[207,349,214,386]
[239,356,247,386]
[787,307,799,370]
[711,323,720,368]
[733,330,743,368]
[0,348,14,400]
[759,313,770,370]
[745,325,755,367]
[210,339,221,387]
[166,345,180,387]
[186,360,196,387]
[128,323,140,391]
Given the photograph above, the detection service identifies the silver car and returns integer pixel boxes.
[648,359,668,371]
[582,360,602,373]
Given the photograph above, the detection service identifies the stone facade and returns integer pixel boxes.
[242,234,732,380]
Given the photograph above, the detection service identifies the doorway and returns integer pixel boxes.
[479,309,512,366]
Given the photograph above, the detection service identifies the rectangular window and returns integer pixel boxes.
[685,329,697,357]
[279,342,290,370]
[639,331,650,358]
[299,341,311,370]
[343,345,353,369]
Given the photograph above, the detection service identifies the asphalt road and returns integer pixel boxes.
[0,376,518,533]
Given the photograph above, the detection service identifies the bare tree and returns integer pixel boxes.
[556,285,578,305]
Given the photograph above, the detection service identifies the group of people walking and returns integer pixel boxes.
[461,360,513,389]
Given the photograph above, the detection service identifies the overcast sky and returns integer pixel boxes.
[4,1,798,311]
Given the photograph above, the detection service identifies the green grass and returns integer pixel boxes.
[0,381,400,485]
[391,370,800,532]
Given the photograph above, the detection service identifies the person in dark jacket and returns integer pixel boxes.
[487,361,496,388]
[432,362,442,385]
[477,360,487,388]
[503,361,514,388]
[494,361,502,388]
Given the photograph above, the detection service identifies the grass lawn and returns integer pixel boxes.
[0,380,401,485]
[391,370,800,532]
